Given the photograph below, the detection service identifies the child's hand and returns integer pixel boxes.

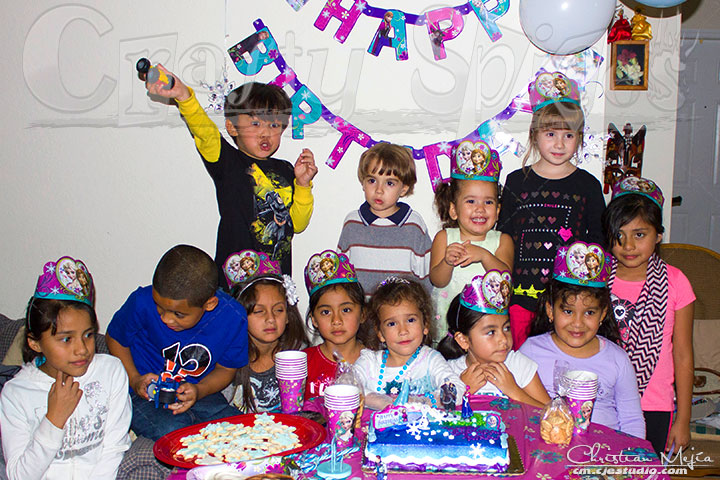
[46,371,82,429]
[168,382,199,414]
[460,363,487,394]
[130,373,159,400]
[444,242,467,267]
[144,64,191,102]
[484,362,521,397]
[665,421,690,452]
[294,148,318,187]
[458,242,490,267]
[364,392,394,411]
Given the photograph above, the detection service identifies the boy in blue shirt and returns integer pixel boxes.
[107,245,248,440]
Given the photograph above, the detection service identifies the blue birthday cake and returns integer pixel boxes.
[363,404,509,473]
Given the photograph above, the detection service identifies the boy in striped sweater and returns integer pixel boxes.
[337,143,432,296]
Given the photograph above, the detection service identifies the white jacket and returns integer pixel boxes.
[0,354,132,480]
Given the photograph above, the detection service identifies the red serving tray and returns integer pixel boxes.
[153,413,326,469]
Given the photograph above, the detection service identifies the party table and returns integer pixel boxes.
[165,395,670,480]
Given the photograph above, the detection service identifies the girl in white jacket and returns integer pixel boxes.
[0,257,131,480]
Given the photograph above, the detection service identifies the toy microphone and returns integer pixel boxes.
[136,58,175,90]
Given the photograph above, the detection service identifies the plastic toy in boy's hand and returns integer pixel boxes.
[136,58,175,90]
[147,378,181,408]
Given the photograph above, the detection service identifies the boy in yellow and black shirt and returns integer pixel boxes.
[146,66,317,285]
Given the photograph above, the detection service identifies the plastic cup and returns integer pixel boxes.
[278,377,306,413]
[324,385,361,450]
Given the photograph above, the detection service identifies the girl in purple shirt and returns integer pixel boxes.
[519,241,645,438]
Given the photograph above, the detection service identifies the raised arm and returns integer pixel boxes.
[145,64,222,163]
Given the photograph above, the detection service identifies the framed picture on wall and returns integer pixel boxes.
[611,41,649,90]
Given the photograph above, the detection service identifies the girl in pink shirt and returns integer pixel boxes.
[602,177,695,454]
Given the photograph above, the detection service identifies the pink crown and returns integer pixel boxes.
[304,250,358,295]
[34,256,94,306]
[611,176,664,208]
[223,250,281,289]
[451,139,501,182]
[529,71,581,112]
[460,270,512,315]
[554,242,610,288]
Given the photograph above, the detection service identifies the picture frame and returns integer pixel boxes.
[611,40,649,90]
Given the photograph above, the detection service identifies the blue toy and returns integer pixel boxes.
[461,386,473,418]
[147,378,180,408]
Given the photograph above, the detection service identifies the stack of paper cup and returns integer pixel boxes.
[324,384,361,449]
[275,351,308,413]
[564,370,599,436]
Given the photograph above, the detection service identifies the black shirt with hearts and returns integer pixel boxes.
[498,167,606,311]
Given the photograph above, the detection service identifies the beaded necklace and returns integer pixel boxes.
[376,346,421,393]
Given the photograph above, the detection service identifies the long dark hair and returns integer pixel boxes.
[530,279,620,345]
[231,277,308,412]
[437,295,492,360]
[602,193,664,255]
[23,298,99,363]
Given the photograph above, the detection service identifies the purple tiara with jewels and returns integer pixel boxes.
[304,250,358,295]
[460,270,512,315]
[451,139,501,182]
[553,241,610,288]
[33,256,94,306]
[529,71,581,113]
[611,176,664,208]
[223,250,281,289]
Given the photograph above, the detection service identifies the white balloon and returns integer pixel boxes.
[519,0,616,55]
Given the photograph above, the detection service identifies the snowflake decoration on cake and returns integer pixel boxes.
[470,443,484,459]
[201,71,236,114]
[406,423,421,436]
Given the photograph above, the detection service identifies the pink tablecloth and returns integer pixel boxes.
[166,395,670,480]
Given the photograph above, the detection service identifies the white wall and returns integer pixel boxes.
[605,4,682,232]
[1,1,679,329]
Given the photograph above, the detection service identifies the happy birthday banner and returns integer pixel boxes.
[307,0,509,61]
[227,19,603,189]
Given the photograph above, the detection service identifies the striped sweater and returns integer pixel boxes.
[337,202,433,296]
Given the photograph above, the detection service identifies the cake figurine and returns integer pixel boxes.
[394,380,410,406]
[376,461,387,480]
[461,386,472,418]
[440,380,457,411]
